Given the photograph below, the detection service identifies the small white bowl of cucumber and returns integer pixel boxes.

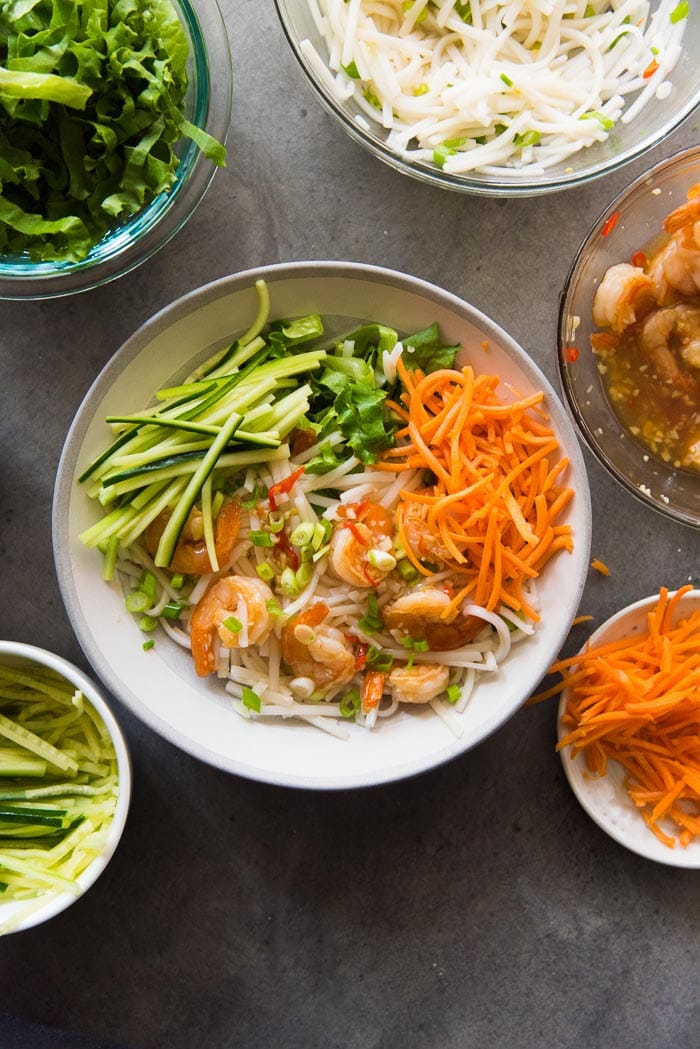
[0,641,131,935]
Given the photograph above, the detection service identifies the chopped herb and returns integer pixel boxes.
[513,130,541,147]
[249,530,276,547]
[670,1,688,22]
[242,687,261,713]
[342,60,361,79]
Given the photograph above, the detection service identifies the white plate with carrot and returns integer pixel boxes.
[556,586,700,867]
[53,262,591,788]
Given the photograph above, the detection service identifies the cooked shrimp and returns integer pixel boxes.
[281,601,356,691]
[639,304,700,389]
[145,500,240,575]
[592,263,655,333]
[329,499,394,587]
[383,586,486,651]
[387,664,450,705]
[189,575,273,677]
[398,502,451,564]
[647,192,700,303]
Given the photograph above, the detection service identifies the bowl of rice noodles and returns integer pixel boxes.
[54,261,591,787]
[274,0,699,196]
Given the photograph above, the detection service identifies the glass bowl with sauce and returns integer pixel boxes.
[558,145,700,529]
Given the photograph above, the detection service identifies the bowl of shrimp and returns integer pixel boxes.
[558,145,700,529]
[53,261,591,789]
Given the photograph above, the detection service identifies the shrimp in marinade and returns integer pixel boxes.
[647,189,700,303]
[190,575,273,677]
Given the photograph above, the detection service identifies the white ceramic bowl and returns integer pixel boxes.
[53,261,591,788]
[558,589,700,867]
[0,642,131,934]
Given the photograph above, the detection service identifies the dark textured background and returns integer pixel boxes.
[1,2,699,1047]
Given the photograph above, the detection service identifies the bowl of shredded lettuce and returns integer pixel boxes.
[0,0,231,299]
[0,641,131,935]
[275,0,698,196]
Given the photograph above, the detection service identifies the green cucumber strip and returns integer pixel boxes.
[155,410,244,566]
[0,750,47,777]
[99,445,290,501]
[105,415,220,436]
[0,713,78,773]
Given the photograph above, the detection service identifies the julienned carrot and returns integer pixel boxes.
[380,360,574,620]
[546,586,700,849]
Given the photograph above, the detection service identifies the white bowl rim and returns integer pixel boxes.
[557,588,700,868]
[53,260,592,789]
[0,641,132,933]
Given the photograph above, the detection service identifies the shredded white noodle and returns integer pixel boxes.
[302,0,689,175]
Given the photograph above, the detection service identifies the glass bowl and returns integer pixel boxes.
[0,641,131,935]
[274,0,699,197]
[53,261,591,789]
[0,0,232,301]
[558,145,700,529]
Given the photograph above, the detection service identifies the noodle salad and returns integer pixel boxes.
[79,280,575,739]
[301,0,690,175]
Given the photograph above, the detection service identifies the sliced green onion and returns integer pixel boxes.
[367,549,396,572]
[580,111,614,130]
[256,563,275,582]
[367,647,394,671]
[290,522,315,547]
[500,72,514,87]
[396,559,420,583]
[222,616,242,634]
[280,567,298,597]
[513,130,541,147]
[249,530,276,547]
[161,601,184,620]
[295,563,313,589]
[241,686,261,713]
[139,615,158,633]
[268,511,285,533]
[139,571,157,598]
[670,0,688,22]
[433,144,456,167]
[446,684,461,703]
[339,689,361,719]
[125,591,150,614]
[342,60,360,78]
[170,573,185,590]
[142,639,155,651]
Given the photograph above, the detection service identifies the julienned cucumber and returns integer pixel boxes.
[78,280,329,565]
[155,410,242,567]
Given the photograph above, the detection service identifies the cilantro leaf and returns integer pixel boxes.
[401,323,459,371]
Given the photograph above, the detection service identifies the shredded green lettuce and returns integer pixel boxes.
[295,320,459,470]
[0,0,226,263]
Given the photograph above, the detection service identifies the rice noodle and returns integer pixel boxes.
[303,0,689,175]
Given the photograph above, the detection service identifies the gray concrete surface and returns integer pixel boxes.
[1,2,699,1048]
